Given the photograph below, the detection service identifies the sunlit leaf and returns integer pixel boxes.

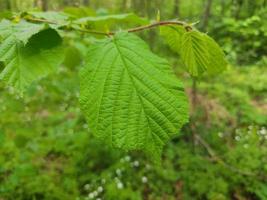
[80,32,189,162]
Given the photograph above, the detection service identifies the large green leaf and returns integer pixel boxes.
[80,32,189,162]
[161,26,228,77]
[0,20,64,92]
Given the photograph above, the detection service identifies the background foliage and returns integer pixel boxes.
[0,0,267,199]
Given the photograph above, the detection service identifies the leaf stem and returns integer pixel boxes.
[126,21,192,33]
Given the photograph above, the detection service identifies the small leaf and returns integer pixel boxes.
[161,26,228,77]
[203,34,228,75]
[80,32,189,163]
[181,30,210,77]
[160,25,186,53]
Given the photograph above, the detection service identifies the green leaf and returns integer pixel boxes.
[160,25,186,53]
[80,32,189,162]
[0,11,13,20]
[25,11,70,22]
[203,34,228,75]
[0,20,64,92]
[75,13,148,29]
[22,11,71,28]
[161,26,228,77]
[181,30,210,77]
[0,20,45,44]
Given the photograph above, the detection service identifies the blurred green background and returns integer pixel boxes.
[0,0,267,199]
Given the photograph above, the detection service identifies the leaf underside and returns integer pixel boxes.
[80,32,189,162]
[0,20,64,92]
[75,13,148,25]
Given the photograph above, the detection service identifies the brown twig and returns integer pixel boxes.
[24,17,192,36]
[126,21,192,33]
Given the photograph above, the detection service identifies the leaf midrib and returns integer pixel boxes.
[112,37,162,146]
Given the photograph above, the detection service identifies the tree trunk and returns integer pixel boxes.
[41,0,48,11]
[173,0,180,17]
[83,0,90,6]
[231,0,243,19]
[4,0,11,10]
[33,0,38,7]
[220,0,226,15]
[120,0,127,11]
[201,0,213,31]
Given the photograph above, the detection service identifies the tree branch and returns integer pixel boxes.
[24,17,192,36]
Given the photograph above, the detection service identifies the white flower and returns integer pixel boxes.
[84,184,90,190]
[101,178,106,184]
[133,160,139,167]
[125,155,131,162]
[83,124,88,129]
[93,191,98,197]
[88,193,94,199]
[116,169,122,176]
[218,132,223,138]
[114,177,120,182]
[141,176,148,183]
[260,128,266,135]
[145,164,151,170]
[97,186,103,193]
[235,135,240,141]
[117,182,124,189]
[96,198,102,200]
